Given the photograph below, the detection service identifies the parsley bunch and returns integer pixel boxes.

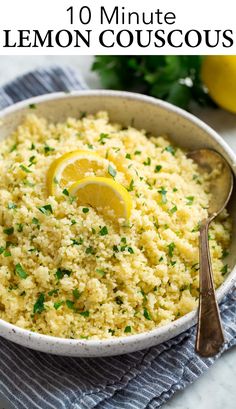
[92,56,215,111]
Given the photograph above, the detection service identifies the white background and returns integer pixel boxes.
[0,0,236,54]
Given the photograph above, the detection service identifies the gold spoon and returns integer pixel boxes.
[187,149,233,357]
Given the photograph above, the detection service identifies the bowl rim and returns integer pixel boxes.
[0,89,236,351]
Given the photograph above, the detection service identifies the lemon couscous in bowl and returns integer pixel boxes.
[0,90,235,357]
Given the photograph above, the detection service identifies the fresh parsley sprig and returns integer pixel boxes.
[92,56,216,111]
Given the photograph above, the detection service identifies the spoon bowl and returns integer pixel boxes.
[188,149,234,218]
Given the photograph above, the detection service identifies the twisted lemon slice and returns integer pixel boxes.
[47,150,110,195]
[69,177,132,221]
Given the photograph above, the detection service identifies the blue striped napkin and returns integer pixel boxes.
[0,66,236,409]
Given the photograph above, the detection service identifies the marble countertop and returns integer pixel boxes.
[0,56,235,409]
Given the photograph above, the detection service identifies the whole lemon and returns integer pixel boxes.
[201,56,236,113]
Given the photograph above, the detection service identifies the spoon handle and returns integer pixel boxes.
[195,220,225,357]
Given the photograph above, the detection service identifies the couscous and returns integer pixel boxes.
[0,111,231,339]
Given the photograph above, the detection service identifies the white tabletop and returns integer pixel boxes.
[0,55,235,409]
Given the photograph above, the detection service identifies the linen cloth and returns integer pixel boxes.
[0,65,235,409]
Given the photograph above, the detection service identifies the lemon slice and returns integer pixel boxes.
[47,150,111,195]
[69,177,132,221]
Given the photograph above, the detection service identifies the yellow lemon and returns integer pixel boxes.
[47,150,113,195]
[69,177,132,221]
[202,56,236,113]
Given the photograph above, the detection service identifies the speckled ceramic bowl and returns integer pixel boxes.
[0,90,236,357]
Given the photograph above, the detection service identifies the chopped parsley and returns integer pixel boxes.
[127,247,134,254]
[44,145,55,154]
[33,293,45,314]
[143,308,151,320]
[23,179,35,187]
[15,263,28,279]
[143,157,151,166]
[16,223,24,232]
[158,187,167,204]
[80,310,89,317]
[124,326,132,333]
[191,263,199,271]
[82,207,89,213]
[29,103,37,109]
[54,301,64,310]
[140,289,147,301]
[28,248,37,253]
[10,143,17,152]
[73,288,81,299]
[3,227,14,236]
[8,284,18,291]
[113,245,119,253]
[165,146,176,156]
[19,164,32,173]
[221,264,228,276]
[98,133,110,144]
[222,250,229,259]
[66,300,75,310]
[96,268,106,277]
[7,203,17,210]
[115,296,123,305]
[71,237,83,246]
[180,284,190,292]
[192,223,200,232]
[168,242,175,258]
[186,196,194,205]
[126,153,131,159]
[71,219,77,225]
[85,246,96,255]
[112,147,121,153]
[134,150,141,155]
[127,179,134,192]
[100,226,108,236]
[0,247,4,254]
[108,164,117,178]
[32,217,40,226]
[38,204,53,215]
[29,156,36,166]
[121,237,127,244]
[3,250,11,257]
[80,111,87,119]
[48,289,59,296]
[154,221,159,230]
[69,196,76,204]
[170,205,177,214]
[62,188,69,196]
[155,165,162,173]
[55,268,72,280]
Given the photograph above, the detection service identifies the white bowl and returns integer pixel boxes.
[0,90,236,357]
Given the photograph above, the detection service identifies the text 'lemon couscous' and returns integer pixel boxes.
[0,111,231,339]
